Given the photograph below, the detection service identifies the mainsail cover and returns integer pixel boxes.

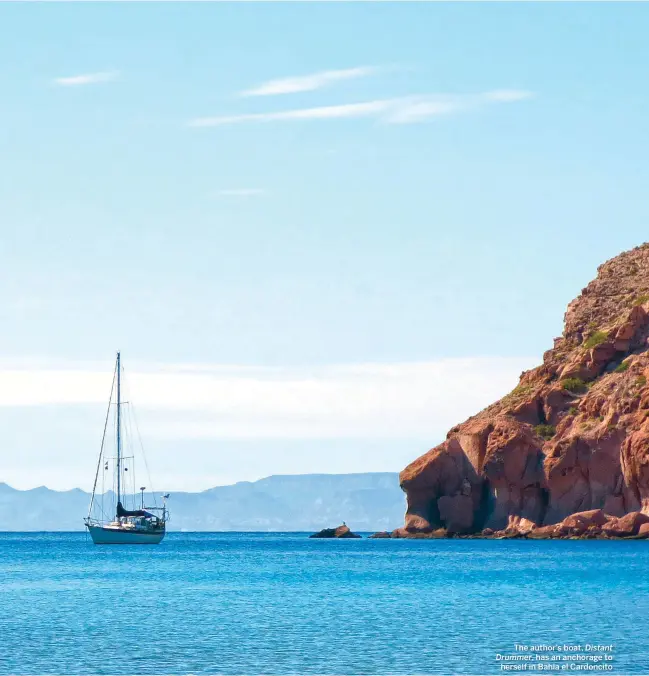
[116,501,155,519]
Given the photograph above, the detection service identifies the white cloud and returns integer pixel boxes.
[0,356,536,440]
[216,188,267,197]
[188,90,534,128]
[240,66,376,97]
[381,97,465,124]
[53,71,119,87]
[189,100,391,127]
[484,89,533,102]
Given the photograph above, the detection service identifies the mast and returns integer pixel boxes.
[116,351,122,513]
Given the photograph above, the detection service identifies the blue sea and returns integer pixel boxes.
[1,533,648,675]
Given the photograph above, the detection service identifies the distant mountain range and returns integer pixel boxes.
[0,472,405,532]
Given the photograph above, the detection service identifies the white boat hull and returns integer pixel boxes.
[87,524,165,545]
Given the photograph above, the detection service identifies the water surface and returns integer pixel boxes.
[0,533,647,674]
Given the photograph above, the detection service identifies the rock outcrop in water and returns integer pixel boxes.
[396,243,649,539]
[310,524,361,539]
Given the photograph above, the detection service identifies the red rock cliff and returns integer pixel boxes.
[399,243,649,535]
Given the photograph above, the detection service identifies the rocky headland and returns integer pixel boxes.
[394,243,649,540]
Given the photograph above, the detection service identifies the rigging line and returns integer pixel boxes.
[130,400,157,508]
[126,409,136,509]
[97,478,110,522]
[99,435,107,522]
[98,495,108,522]
[88,359,117,520]
[99,456,111,520]
[122,371,135,508]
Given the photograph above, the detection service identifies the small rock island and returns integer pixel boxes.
[310,524,361,539]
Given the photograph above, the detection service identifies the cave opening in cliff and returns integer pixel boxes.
[536,398,548,426]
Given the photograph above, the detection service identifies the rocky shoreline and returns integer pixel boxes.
[371,509,649,539]
[315,510,649,540]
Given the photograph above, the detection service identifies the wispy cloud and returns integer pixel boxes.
[53,71,119,87]
[216,188,267,197]
[240,66,376,97]
[188,90,534,128]
[0,356,535,439]
[0,356,537,491]
[191,100,388,128]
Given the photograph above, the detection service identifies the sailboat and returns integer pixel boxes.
[84,352,169,544]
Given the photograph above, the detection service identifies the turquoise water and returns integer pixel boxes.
[1,533,648,675]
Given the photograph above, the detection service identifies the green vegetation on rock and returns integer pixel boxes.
[633,294,649,306]
[503,384,533,404]
[534,424,556,440]
[562,377,587,394]
[583,331,608,349]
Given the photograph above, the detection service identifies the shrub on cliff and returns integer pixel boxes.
[633,294,649,306]
[562,377,587,393]
[583,331,608,349]
[534,424,556,440]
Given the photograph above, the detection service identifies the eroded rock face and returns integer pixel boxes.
[400,437,482,533]
[399,243,649,535]
[482,418,545,530]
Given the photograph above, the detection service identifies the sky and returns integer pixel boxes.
[1,3,649,491]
